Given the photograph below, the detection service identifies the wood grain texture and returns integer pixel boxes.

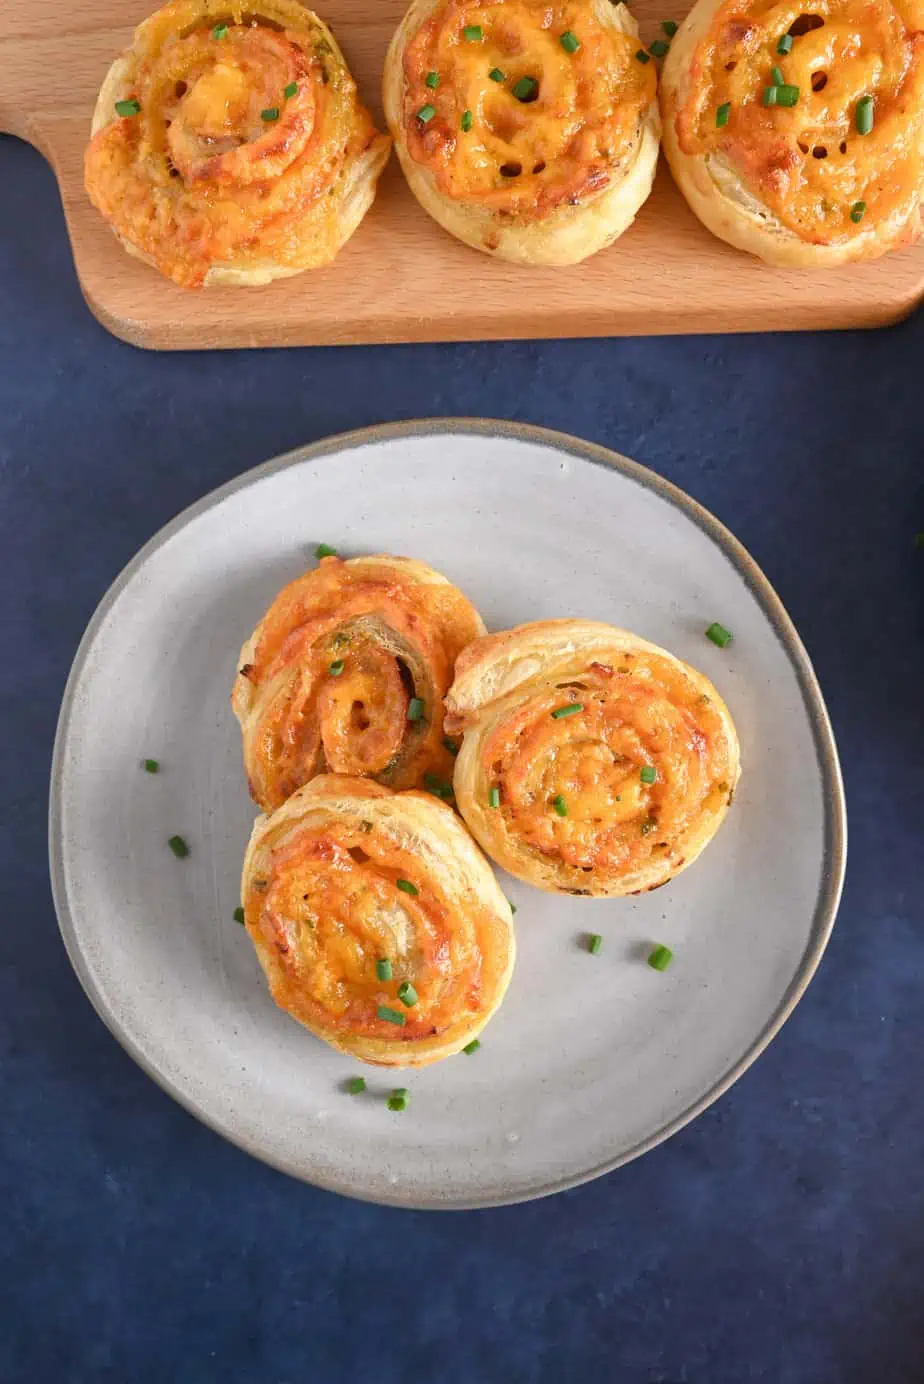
[2,0,922,348]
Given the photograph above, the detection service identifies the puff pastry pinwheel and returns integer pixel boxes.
[240,775,516,1064]
[382,0,660,263]
[661,0,924,266]
[445,620,740,897]
[232,554,485,812]
[84,0,391,287]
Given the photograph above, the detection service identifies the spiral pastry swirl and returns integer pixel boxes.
[241,775,516,1064]
[232,554,485,812]
[84,0,391,287]
[445,620,741,897]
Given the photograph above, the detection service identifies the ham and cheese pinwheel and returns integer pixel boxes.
[232,554,485,812]
[241,776,516,1065]
[445,620,740,897]
[84,0,391,287]
[661,0,924,265]
[383,0,660,263]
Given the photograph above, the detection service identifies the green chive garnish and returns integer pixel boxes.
[716,102,731,127]
[512,76,539,101]
[855,94,874,134]
[233,907,245,925]
[377,1005,405,1025]
[407,697,425,721]
[426,70,440,88]
[397,981,418,1008]
[261,107,279,122]
[463,1039,481,1054]
[388,1087,410,1110]
[636,49,651,63]
[588,933,603,955]
[115,99,141,117]
[461,109,473,132]
[771,65,785,86]
[329,659,344,676]
[396,879,419,896]
[551,703,583,719]
[315,542,338,558]
[168,835,189,858]
[423,772,453,801]
[376,958,393,981]
[705,621,733,648]
[762,85,778,106]
[552,794,567,817]
[348,1076,366,1094]
[143,758,159,773]
[649,39,670,57]
[662,19,678,34]
[560,30,580,52]
[417,104,436,123]
[775,84,799,106]
[489,67,505,82]
[212,23,229,38]
[463,24,483,40]
[648,944,673,971]
[443,736,459,755]
[777,33,793,53]
[489,786,501,808]
[284,81,298,99]
[850,201,866,222]
[640,765,657,784]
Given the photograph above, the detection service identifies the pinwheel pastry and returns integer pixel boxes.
[240,775,516,1064]
[445,620,740,897]
[232,553,485,812]
[84,0,391,287]
[660,0,924,266]
[382,0,660,263]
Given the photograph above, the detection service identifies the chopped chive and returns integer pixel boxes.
[489,67,505,82]
[771,64,785,86]
[588,933,603,955]
[315,542,338,558]
[463,1038,481,1054]
[512,76,539,102]
[705,621,733,648]
[460,109,473,132]
[396,878,419,896]
[552,794,567,817]
[855,94,874,134]
[397,981,418,1008]
[377,1005,405,1025]
[775,83,799,106]
[560,30,580,52]
[442,736,459,755]
[423,772,453,801]
[233,907,245,925]
[284,82,298,99]
[463,24,483,40]
[376,958,393,981]
[649,39,670,57]
[776,33,793,53]
[716,102,731,127]
[850,200,866,223]
[640,765,657,784]
[647,943,673,971]
[417,104,436,123]
[168,835,189,858]
[635,49,651,63]
[347,1076,366,1094]
[762,85,778,106]
[261,106,279,121]
[425,70,440,88]
[115,99,141,117]
[662,19,678,34]
[551,703,583,719]
[489,785,501,808]
[143,758,159,773]
[212,23,229,38]
[329,659,345,676]
[407,697,425,721]
[388,1087,410,1110]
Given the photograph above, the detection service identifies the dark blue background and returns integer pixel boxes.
[3,132,923,1384]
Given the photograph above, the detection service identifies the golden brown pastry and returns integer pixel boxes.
[382,0,660,263]
[660,0,924,266]
[84,0,391,287]
[241,775,516,1065]
[232,553,485,812]
[445,619,740,897]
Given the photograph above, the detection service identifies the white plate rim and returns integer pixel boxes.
[48,419,847,1208]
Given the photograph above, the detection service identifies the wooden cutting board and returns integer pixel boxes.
[2,0,922,348]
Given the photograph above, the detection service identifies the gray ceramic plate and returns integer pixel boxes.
[50,421,846,1208]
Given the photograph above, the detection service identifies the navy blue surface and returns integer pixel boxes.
[2,132,923,1384]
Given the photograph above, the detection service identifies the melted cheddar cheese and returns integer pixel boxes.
[674,0,924,243]
[402,0,656,214]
